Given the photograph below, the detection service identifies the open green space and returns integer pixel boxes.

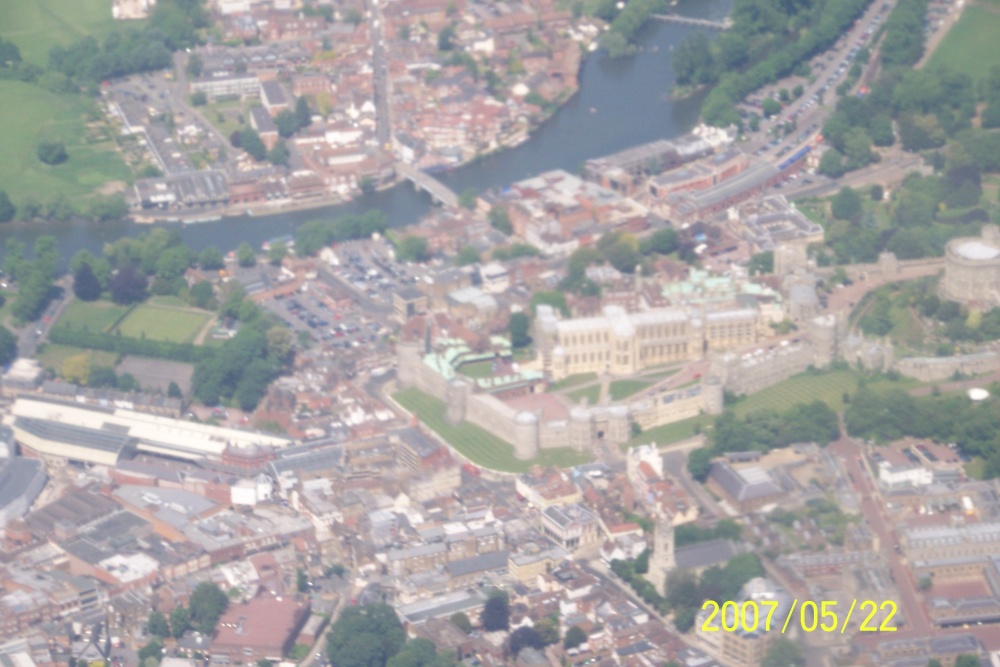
[0,0,121,67]
[113,304,212,344]
[609,379,652,401]
[642,368,680,381]
[53,299,129,334]
[0,81,132,206]
[550,372,597,391]
[37,343,119,373]
[730,369,919,416]
[394,388,591,473]
[628,414,715,448]
[928,5,1000,83]
[567,384,601,404]
[148,295,191,308]
[457,360,495,379]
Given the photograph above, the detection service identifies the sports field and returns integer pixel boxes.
[53,299,129,334]
[393,388,591,473]
[0,0,119,66]
[928,4,1000,82]
[114,303,212,344]
[0,81,131,206]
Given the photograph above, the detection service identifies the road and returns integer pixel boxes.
[827,435,932,635]
[370,0,392,152]
[17,281,70,359]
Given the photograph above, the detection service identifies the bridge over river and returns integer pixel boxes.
[651,14,732,29]
[396,163,459,208]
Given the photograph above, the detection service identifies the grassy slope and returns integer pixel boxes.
[0,81,131,205]
[928,4,1000,83]
[0,0,120,66]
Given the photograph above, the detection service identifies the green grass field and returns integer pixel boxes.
[394,388,591,473]
[628,414,714,448]
[37,343,119,373]
[567,384,601,404]
[0,0,121,67]
[457,360,495,379]
[928,5,1000,82]
[610,379,652,401]
[550,373,597,390]
[54,299,129,334]
[114,304,212,343]
[0,81,132,206]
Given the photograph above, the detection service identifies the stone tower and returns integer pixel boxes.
[809,314,839,368]
[396,340,424,389]
[444,378,468,425]
[646,518,676,595]
[702,375,724,415]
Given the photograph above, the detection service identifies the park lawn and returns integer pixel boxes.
[54,299,130,334]
[567,384,601,404]
[114,304,212,343]
[642,368,680,381]
[928,5,1000,82]
[394,388,590,473]
[457,360,495,379]
[610,379,652,401]
[888,302,924,349]
[731,369,920,416]
[148,295,191,308]
[0,81,132,206]
[37,344,119,373]
[627,414,714,448]
[0,0,121,67]
[550,372,598,390]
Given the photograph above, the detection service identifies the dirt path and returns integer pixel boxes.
[192,316,218,345]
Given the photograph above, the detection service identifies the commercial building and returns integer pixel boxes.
[211,595,310,663]
[541,504,599,554]
[706,460,785,512]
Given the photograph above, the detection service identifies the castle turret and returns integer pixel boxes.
[569,406,594,452]
[809,314,838,368]
[702,375,724,415]
[606,405,631,447]
[444,378,468,425]
[513,411,540,460]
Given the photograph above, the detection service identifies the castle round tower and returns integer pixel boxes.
[513,411,540,460]
[606,405,631,447]
[809,314,839,368]
[444,378,468,425]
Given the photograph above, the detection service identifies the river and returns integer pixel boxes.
[1,0,732,262]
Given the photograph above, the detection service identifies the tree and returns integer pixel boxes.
[954,656,981,667]
[687,447,714,482]
[459,188,478,210]
[186,53,202,77]
[167,381,183,399]
[870,184,884,201]
[237,242,256,267]
[449,612,472,634]
[239,128,267,161]
[762,638,804,667]
[831,187,862,223]
[170,605,190,638]
[644,228,678,255]
[0,326,16,367]
[191,280,214,309]
[297,568,309,593]
[438,25,456,51]
[147,611,170,638]
[268,241,288,265]
[456,246,480,266]
[110,266,148,305]
[509,312,531,348]
[138,641,163,666]
[488,206,512,234]
[73,263,102,301]
[37,141,68,165]
[325,603,406,667]
[295,96,312,128]
[762,98,781,118]
[276,110,300,138]
[563,625,587,650]
[748,251,774,275]
[190,91,207,106]
[267,140,289,166]
[12,268,53,322]
[397,236,430,263]
[0,190,14,223]
[482,592,509,631]
[189,582,228,635]
[508,627,544,658]
[199,246,225,270]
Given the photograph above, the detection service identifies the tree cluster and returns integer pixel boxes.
[674,518,742,548]
[699,0,869,127]
[10,236,59,323]
[294,211,388,256]
[688,400,840,480]
[662,552,765,631]
[599,0,668,58]
[325,604,406,667]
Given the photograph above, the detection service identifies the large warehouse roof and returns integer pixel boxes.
[11,396,293,465]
